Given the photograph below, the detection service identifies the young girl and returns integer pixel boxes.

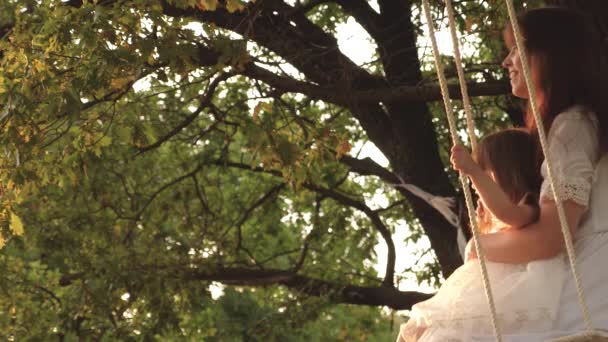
[397,129,566,341]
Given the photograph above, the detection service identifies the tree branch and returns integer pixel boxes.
[133,164,204,220]
[243,60,510,104]
[334,0,382,41]
[160,0,384,88]
[137,72,233,155]
[294,195,324,271]
[185,267,432,310]
[339,155,399,184]
[58,265,432,310]
[209,159,397,287]
[232,183,286,258]
[302,183,395,287]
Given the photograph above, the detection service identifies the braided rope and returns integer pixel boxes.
[421,1,502,340]
[444,0,478,154]
[503,0,594,335]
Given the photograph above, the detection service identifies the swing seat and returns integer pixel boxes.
[550,330,608,342]
[471,330,608,341]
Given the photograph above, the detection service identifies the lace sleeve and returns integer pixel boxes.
[540,108,599,207]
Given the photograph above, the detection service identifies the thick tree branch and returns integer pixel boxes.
[339,155,399,184]
[161,0,398,158]
[161,0,379,87]
[378,0,408,19]
[185,267,432,310]
[334,0,382,40]
[244,61,510,103]
[191,35,510,105]
[58,266,432,310]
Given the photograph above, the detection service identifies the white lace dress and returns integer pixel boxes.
[398,106,607,341]
[397,223,566,342]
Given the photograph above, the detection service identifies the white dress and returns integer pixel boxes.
[397,219,567,341]
[472,107,608,341]
[398,105,607,341]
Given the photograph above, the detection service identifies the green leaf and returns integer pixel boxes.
[10,211,24,236]
[98,136,112,147]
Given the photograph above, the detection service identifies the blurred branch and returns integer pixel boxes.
[137,72,234,155]
[184,266,433,310]
[289,0,332,16]
[300,183,396,287]
[243,60,510,103]
[209,159,397,287]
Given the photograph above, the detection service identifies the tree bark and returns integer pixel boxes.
[184,267,434,310]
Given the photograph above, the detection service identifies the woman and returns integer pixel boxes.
[398,6,608,341]
[468,7,608,339]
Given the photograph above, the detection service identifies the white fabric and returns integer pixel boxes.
[398,257,566,342]
[398,106,608,341]
[540,106,599,207]
[398,200,566,341]
[471,230,608,341]
[392,177,468,259]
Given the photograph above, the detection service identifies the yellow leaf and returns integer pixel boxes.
[252,103,262,121]
[465,17,474,33]
[32,59,46,73]
[10,211,24,236]
[111,76,134,90]
[252,102,272,121]
[335,139,352,159]
[226,0,245,13]
[197,0,218,11]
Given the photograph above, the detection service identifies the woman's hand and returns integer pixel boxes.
[450,144,481,176]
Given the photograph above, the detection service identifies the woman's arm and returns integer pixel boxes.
[468,199,586,263]
[451,145,536,228]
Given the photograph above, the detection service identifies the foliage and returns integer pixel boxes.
[0,0,536,339]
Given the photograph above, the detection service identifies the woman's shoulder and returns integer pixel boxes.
[552,105,598,128]
[548,105,599,140]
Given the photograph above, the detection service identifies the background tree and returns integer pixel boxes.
[0,0,605,339]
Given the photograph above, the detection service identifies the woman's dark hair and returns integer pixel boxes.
[507,7,608,152]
